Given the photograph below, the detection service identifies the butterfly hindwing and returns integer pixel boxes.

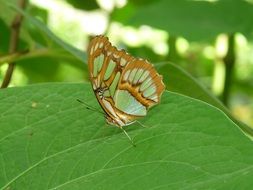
[118,58,164,107]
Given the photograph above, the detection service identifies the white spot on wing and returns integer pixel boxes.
[123,70,131,81]
[94,79,98,87]
[92,83,96,90]
[90,46,94,54]
[128,68,137,83]
[102,99,117,117]
[114,54,120,59]
[94,43,99,51]
[149,93,158,102]
[120,58,127,66]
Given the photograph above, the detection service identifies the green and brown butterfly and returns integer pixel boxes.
[86,35,165,142]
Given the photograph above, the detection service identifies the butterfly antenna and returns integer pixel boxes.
[136,120,147,128]
[119,126,136,147]
[76,99,104,115]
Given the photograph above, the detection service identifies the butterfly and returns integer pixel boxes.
[87,35,165,142]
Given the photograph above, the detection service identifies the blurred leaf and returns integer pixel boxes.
[27,4,48,25]
[17,57,60,83]
[65,0,99,10]
[128,0,160,6]
[12,5,86,62]
[0,83,253,189]
[0,0,34,51]
[0,1,87,83]
[0,1,86,63]
[111,2,136,24]
[127,46,165,62]
[17,57,88,83]
[156,62,253,136]
[0,20,10,53]
[0,0,35,45]
[157,62,220,106]
[0,0,18,25]
[113,0,253,41]
[234,79,253,96]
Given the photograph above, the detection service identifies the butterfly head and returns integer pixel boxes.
[95,87,105,99]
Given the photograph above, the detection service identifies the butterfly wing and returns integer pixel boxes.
[88,36,133,92]
[87,35,165,127]
[114,58,165,116]
[87,35,136,126]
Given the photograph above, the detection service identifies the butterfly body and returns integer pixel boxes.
[88,35,165,127]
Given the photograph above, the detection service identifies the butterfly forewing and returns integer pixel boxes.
[88,36,134,96]
[87,35,165,127]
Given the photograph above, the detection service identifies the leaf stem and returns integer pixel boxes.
[221,33,235,106]
[1,0,27,88]
[0,48,82,67]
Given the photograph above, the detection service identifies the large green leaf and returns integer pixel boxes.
[113,0,253,41]
[11,4,86,63]
[0,83,253,189]
[156,62,253,136]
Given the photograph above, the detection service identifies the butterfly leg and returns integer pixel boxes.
[136,120,148,128]
[119,126,136,147]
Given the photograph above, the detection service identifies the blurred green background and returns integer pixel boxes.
[0,0,252,127]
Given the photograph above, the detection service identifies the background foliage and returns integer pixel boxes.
[0,0,253,189]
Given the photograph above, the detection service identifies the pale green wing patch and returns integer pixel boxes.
[103,89,110,97]
[109,72,121,97]
[93,54,104,77]
[138,70,150,83]
[114,90,147,116]
[128,68,137,83]
[104,60,116,80]
[143,84,157,98]
[140,77,153,92]
[133,69,144,84]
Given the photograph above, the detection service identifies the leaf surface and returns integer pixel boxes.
[0,83,253,190]
[156,62,253,136]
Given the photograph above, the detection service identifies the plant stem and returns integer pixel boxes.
[1,0,27,88]
[167,36,179,61]
[222,33,236,106]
